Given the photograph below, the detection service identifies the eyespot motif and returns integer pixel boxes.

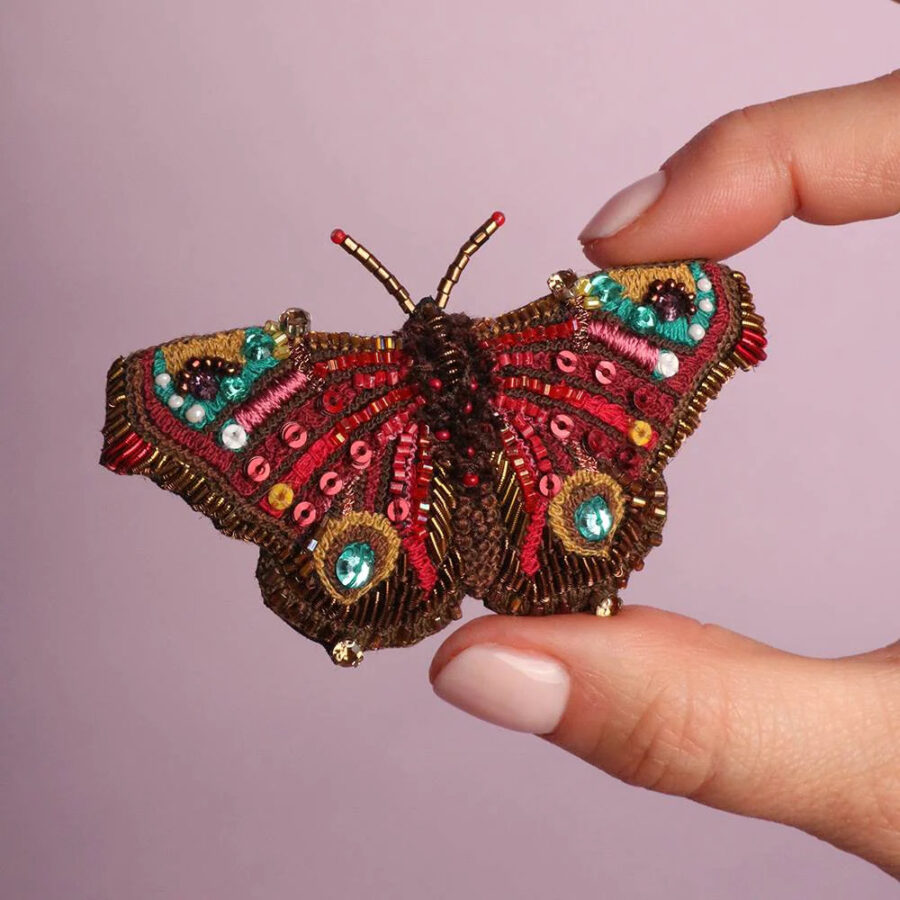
[312,511,401,604]
[547,470,625,557]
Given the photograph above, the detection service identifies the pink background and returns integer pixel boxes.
[2,2,898,897]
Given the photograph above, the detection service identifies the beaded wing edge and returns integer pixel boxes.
[101,213,766,666]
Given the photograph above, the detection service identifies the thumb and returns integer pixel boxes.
[430,608,900,875]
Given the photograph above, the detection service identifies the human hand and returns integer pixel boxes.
[430,72,900,877]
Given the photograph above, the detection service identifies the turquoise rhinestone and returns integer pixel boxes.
[335,541,376,590]
[219,375,248,402]
[244,331,274,362]
[631,305,657,333]
[574,495,614,542]
[590,273,623,301]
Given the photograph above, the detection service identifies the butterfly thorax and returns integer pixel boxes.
[401,300,504,591]
[400,300,496,460]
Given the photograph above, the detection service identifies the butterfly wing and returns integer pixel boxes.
[101,320,464,663]
[472,261,764,615]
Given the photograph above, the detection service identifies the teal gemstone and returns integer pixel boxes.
[335,541,376,590]
[574,495,614,542]
[631,305,657,333]
[219,375,248,402]
[244,331,274,362]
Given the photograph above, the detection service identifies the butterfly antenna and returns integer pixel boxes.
[435,211,505,310]
[330,228,417,315]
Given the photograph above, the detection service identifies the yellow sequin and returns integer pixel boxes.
[267,483,294,511]
[629,420,653,447]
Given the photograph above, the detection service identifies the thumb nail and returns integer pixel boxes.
[432,644,570,734]
[578,170,667,242]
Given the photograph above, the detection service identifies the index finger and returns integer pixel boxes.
[579,72,900,266]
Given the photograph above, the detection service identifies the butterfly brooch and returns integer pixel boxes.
[101,212,766,666]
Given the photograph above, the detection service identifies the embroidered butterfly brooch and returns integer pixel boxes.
[101,213,766,666]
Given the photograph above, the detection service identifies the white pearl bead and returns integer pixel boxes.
[688,323,706,341]
[155,372,172,388]
[167,393,184,410]
[185,403,206,424]
[696,277,712,293]
[698,298,714,313]
[221,422,248,450]
[654,350,679,379]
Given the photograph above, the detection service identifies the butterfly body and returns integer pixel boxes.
[101,214,765,666]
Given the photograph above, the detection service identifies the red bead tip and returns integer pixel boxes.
[330,228,347,244]
[463,472,480,487]
[491,211,505,226]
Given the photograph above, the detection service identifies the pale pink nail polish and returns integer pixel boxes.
[578,170,667,242]
[432,645,570,735]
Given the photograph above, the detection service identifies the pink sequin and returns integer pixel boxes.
[550,414,574,439]
[350,440,372,469]
[387,498,410,523]
[594,360,617,384]
[293,502,316,526]
[245,456,270,482]
[539,473,562,497]
[319,471,343,496]
[280,422,307,449]
[555,350,578,373]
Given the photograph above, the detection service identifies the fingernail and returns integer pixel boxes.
[432,644,570,734]
[578,170,667,242]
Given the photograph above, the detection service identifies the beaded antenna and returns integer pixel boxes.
[101,213,766,666]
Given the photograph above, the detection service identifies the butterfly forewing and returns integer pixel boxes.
[475,261,758,614]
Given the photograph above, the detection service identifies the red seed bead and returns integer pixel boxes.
[463,401,473,415]
[465,446,476,458]
[428,377,443,391]
[491,211,505,226]
[330,228,347,244]
[322,389,344,414]
[435,429,451,442]
[469,377,478,392]
[463,472,480,487]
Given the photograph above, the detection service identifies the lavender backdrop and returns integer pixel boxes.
[2,2,898,897]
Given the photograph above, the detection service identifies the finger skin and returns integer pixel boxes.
[581,71,900,265]
[431,608,900,876]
